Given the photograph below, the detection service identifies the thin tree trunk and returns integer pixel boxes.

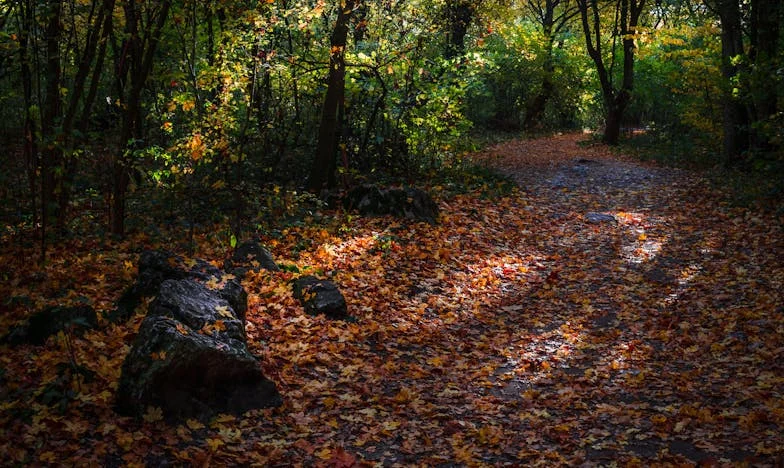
[748,0,779,151]
[577,0,643,145]
[40,0,63,256]
[111,0,171,237]
[18,0,39,230]
[308,1,355,193]
[444,1,475,58]
[524,40,555,130]
[716,0,749,164]
[57,0,115,229]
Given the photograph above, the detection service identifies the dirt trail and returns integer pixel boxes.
[466,133,784,465]
[1,133,781,466]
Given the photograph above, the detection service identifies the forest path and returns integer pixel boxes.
[460,132,784,464]
[2,134,781,466]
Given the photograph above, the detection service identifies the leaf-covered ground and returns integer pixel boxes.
[1,133,783,466]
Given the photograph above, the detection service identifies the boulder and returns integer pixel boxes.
[585,212,617,224]
[224,240,280,279]
[112,250,246,323]
[4,305,97,346]
[116,279,281,420]
[293,276,349,320]
[344,185,439,224]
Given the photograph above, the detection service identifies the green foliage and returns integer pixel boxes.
[632,24,723,150]
[0,0,780,238]
[464,20,594,132]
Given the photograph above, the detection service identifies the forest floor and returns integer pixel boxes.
[1,133,783,466]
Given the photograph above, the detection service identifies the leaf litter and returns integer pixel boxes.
[0,133,782,466]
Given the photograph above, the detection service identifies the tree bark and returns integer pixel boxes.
[716,0,749,164]
[444,1,475,58]
[40,0,63,249]
[307,1,355,193]
[748,0,780,151]
[576,0,644,145]
[111,0,172,237]
[18,0,39,230]
[524,39,555,130]
[524,0,579,130]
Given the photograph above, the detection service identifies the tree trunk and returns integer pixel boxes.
[308,1,355,193]
[57,0,115,230]
[19,0,39,230]
[603,103,624,145]
[524,39,555,131]
[110,0,172,237]
[40,0,63,250]
[748,0,780,151]
[716,0,749,164]
[444,1,475,58]
[577,0,644,145]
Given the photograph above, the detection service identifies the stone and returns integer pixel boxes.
[293,275,349,320]
[4,305,97,346]
[116,279,281,420]
[148,280,247,346]
[344,185,439,224]
[224,240,279,279]
[585,212,617,224]
[111,250,246,323]
[576,158,599,164]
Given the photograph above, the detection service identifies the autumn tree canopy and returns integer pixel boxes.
[0,0,780,241]
[0,1,782,465]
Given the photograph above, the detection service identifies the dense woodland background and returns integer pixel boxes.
[1,1,783,465]
[0,0,781,252]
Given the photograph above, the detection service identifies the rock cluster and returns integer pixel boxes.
[115,250,281,420]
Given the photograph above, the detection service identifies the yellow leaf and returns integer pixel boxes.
[219,427,242,442]
[143,406,164,423]
[186,419,205,430]
[651,414,667,425]
[216,305,234,319]
[382,421,400,431]
[427,356,445,366]
[206,437,223,452]
[674,419,689,432]
[214,414,236,423]
[116,431,134,451]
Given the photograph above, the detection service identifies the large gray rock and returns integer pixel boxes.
[344,185,439,224]
[224,240,279,279]
[293,276,349,320]
[116,279,281,420]
[147,280,247,347]
[112,250,246,323]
